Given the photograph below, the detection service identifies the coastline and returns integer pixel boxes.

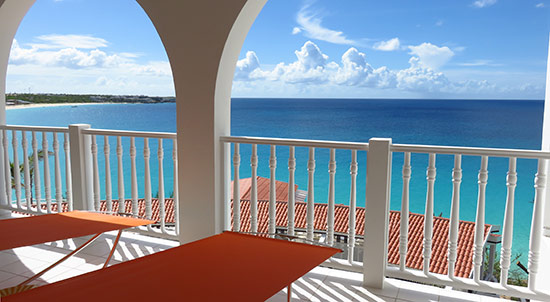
[6,102,108,110]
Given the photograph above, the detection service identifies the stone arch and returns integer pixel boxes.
[0,0,268,242]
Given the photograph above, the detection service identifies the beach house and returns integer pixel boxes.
[0,1,549,301]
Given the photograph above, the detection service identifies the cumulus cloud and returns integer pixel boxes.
[536,3,545,8]
[373,38,400,51]
[408,43,454,70]
[231,40,536,97]
[234,41,463,94]
[10,39,128,69]
[235,51,261,80]
[472,0,497,8]
[294,5,356,45]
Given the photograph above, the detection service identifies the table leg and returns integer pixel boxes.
[103,230,123,268]
[287,283,291,302]
[18,232,102,287]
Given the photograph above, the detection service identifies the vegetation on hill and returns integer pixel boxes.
[6,93,175,104]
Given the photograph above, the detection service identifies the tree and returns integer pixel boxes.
[9,149,53,203]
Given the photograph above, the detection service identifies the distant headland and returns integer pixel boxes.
[5,93,176,107]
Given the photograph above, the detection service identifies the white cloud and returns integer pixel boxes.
[292,27,302,35]
[536,3,545,8]
[231,41,538,98]
[30,34,108,49]
[472,0,497,8]
[10,39,128,69]
[373,38,400,51]
[295,5,356,45]
[435,20,444,26]
[396,57,450,92]
[7,36,174,95]
[408,43,454,70]
[235,51,261,80]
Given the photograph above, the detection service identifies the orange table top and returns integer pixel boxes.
[5,232,341,302]
[0,211,155,251]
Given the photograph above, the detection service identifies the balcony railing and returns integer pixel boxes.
[1,123,549,300]
[221,135,550,301]
[0,124,178,239]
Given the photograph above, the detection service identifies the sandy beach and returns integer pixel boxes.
[6,102,106,110]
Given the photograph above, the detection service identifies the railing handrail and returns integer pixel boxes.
[1,124,69,133]
[392,143,550,159]
[223,135,550,159]
[220,136,369,150]
[82,128,176,139]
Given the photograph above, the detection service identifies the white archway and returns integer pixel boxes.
[0,0,268,243]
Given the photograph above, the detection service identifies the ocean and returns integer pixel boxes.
[6,98,544,263]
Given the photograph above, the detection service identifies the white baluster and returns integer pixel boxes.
[32,132,41,212]
[448,154,462,278]
[12,130,22,209]
[91,135,100,211]
[130,137,138,216]
[144,138,152,230]
[288,146,296,236]
[116,136,125,214]
[348,150,358,263]
[250,144,258,233]
[173,139,179,235]
[22,132,32,209]
[42,132,52,213]
[269,145,277,234]
[3,130,11,206]
[158,138,166,232]
[400,152,411,271]
[528,159,547,290]
[327,149,336,246]
[423,153,436,275]
[473,156,489,282]
[64,133,73,211]
[500,157,516,286]
[104,136,112,212]
[306,147,315,241]
[53,133,62,212]
[232,143,241,232]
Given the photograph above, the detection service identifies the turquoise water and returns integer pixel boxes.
[6,98,544,262]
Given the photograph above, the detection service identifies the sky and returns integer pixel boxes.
[6,0,550,99]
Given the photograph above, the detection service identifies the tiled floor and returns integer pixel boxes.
[0,210,507,301]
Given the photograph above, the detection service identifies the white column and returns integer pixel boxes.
[68,124,93,211]
[363,138,392,289]
[536,33,550,292]
[137,0,267,243]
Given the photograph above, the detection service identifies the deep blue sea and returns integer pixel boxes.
[6,98,544,262]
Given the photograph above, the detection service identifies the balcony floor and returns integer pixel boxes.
[0,211,506,302]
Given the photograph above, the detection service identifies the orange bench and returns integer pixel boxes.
[5,232,341,301]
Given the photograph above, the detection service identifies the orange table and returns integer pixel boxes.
[0,211,155,251]
[5,232,341,302]
[0,211,154,296]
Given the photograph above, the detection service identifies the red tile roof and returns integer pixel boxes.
[230,176,491,278]
[234,199,490,278]
[231,177,298,202]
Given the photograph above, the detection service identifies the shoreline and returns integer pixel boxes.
[6,102,114,110]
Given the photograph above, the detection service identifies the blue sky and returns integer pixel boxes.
[6,0,550,99]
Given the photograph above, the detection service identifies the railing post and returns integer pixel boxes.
[68,124,93,211]
[363,138,392,289]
